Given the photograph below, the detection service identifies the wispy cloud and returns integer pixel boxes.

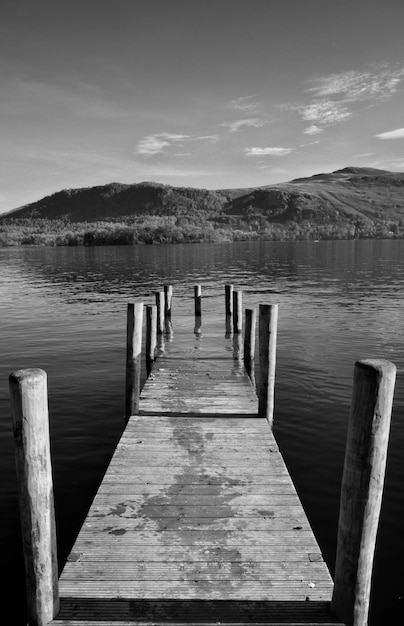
[245,147,294,157]
[135,133,218,157]
[285,64,404,135]
[375,127,404,139]
[135,133,190,157]
[351,152,375,158]
[307,66,404,101]
[229,96,259,113]
[221,118,266,132]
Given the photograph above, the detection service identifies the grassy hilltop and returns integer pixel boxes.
[1,166,404,246]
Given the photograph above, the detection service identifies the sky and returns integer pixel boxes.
[1,0,404,213]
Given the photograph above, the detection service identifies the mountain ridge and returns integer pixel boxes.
[1,167,403,245]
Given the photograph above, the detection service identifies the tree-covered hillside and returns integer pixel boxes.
[1,167,403,245]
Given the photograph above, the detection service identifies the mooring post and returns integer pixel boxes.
[194,284,202,318]
[155,291,164,335]
[225,284,233,319]
[9,368,59,626]
[258,303,278,426]
[331,359,396,626]
[145,304,157,376]
[125,302,144,421]
[232,290,243,334]
[244,307,257,376]
[164,284,173,335]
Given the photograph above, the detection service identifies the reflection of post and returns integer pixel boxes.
[331,359,396,626]
[232,290,242,334]
[125,302,143,420]
[194,317,202,338]
[164,285,173,336]
[232,333,243,371]
[194,284,202,318]
[244,308,257,381]
[146,304,157,376]
[258,303,278,427]
[225,316,232,338]
[9,368,59,626]
[155,291,164,335]
[156,333,165,356]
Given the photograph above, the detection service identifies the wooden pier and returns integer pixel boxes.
[10,286,397,626]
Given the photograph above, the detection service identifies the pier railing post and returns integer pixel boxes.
[155,291,164,335]
[125,302,144,421]
[244,307,257,378]
[331,359,396,626]
[164,284,173,335]
[9,368,59,626]
[258,303,278,426]
[225,284,233,319]
[232,290,242,334]
[146,304,157,376]
[194,285,202,318]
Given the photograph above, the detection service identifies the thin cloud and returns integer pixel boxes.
[303,125,323,135]
[245,147,294,157]
[307,66,404,102]
[375,127,404,139]
[221,118,266,132]
[229,96,259,113]
[135,133,218,157]
[135,133,190,157]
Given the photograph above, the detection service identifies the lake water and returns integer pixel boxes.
[1,240,403,624]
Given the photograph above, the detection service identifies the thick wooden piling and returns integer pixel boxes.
[194,285,202,318]
[164,285,173,335]
[258,303,278,427]
[146,304,157,376]
[232,290,242,334]
[125,302,143,420]
[331,359,396,626]
[225,284,233,319]
[9,368,59,626]
[155,291,164,335]
[244,308,257,377]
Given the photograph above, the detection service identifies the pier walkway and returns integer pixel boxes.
[50,317,340,625]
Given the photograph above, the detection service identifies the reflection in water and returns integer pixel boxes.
[232,333,243,373]
[0,240,404,626]
[194,316,202,338]
[225,315,232,338]
[156,334,165,357]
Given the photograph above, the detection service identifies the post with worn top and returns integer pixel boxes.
[125,302,143,421]
[9,368,59,626]
[164,284,173,335]
[146,304,157,376]
[258,303,278,427]
[331,359,396,626]
[244,308,257,377]
[155,291,164,335]
[194,285,202,318]
[232,290,242,334]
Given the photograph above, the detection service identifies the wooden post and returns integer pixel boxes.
[232,290,242,333]
[164,284,173,335]
[125,302,143,421]
[244,308,257,374]
[225,284,233,319]
[146,304,157,376]
[155,291,164,335]
[9,368,59,626]
[194,285,202,318]
[258,303,278,426]
[331,359,396,626]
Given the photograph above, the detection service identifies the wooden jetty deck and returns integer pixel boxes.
[49,316,341,625]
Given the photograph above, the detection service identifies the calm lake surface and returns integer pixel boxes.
[1,240,403,624]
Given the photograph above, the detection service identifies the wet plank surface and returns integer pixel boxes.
[52,328,338,624]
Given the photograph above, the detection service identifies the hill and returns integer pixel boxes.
[1,167,404,245]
